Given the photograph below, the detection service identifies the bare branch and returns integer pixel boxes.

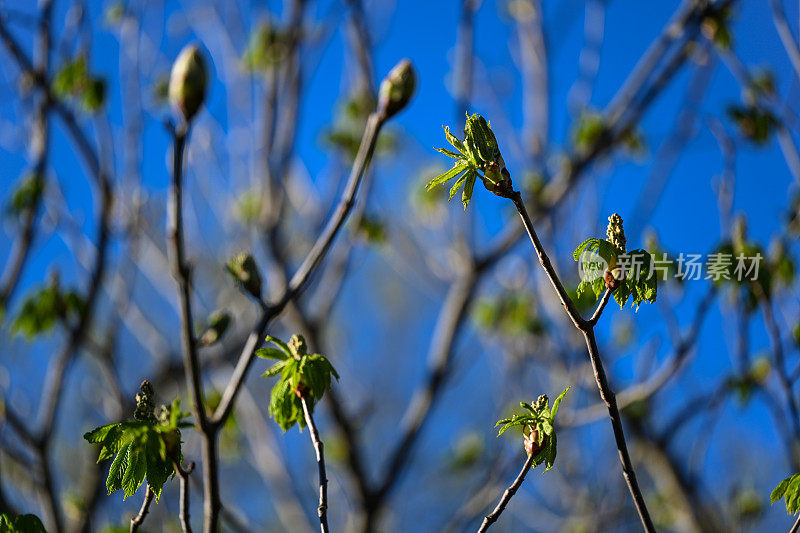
[130,486,155,533]
[176,462,196,533]
[167,122,220,533]
[477,452,535,533]
[509,192,655,532]
[301,396,329,533]
[212,107,389,429]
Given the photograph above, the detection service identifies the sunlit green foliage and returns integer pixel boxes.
[258,334,339,431]
[495,387,569,472]
[53,54,106,112]
[83,382,191,500]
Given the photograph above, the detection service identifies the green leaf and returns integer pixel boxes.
[772,473,800,514]
[265,335,292,357]
[262,360,289,378]
[772,475,795,503]
[0,513,46,533]
[461,169,477,210]
[122,446,147,499]
[625,249,658,310]
[443,125,466,154]
[572,111,607,154]
[613,281,631,309]
[261,334,338,431]
[145,433,173,502]
[87,394,186,502]
[448,172,468,201]
[434,147,462,159]
[550,386,570,419]
[269,379,297,431]
[106,441,131,494]
[425,161,467,191]
[84,423,120,444]
[256,347,288,360]
[542,432,557,472]
[573,238,617,264]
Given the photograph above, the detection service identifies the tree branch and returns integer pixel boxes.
[477,452,535,532]
[211,107,389,429]
[176,461,196,533]
[167,123,219,533]
[130,486,155,533]
[508,190,655,532]
[301,395,329,533]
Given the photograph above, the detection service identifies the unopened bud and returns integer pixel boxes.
[523,426,542,456]
[134,380,156,422]
[378,58,416,118]
[169,44,208,122]
[199,310,231,346]
[226,252,262,299]
[288,334,308,359]
[464,113,511,192]
[606,213,626,253]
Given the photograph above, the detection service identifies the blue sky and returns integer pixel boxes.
[2,0,799,529]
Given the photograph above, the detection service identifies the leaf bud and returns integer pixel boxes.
[226,252,262,299]
[378,58,416,118]
[169,44,208,122]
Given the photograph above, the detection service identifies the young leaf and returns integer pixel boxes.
[444,125,466,154]
[256,347,288,360]
[261,334,339,432]
[550,386,570,419]
[461,169,478,209]
[435,147,462,159]
[0,513,46,533]
[264,335,293,357]
[425,161,467,191]
[85,381,188,501]
[448,172,468,201]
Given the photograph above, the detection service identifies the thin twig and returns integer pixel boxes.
[130,486,155,533]
[790,513,800,533]
[509,192,586,329]
[508,190,655,532]
[477,452,535,532]
[167,123,219,533]
[769,0,800,81]
[589,288,613,326]
[211,108,388,429]
[301,396,329,533]
[175,461,196,533]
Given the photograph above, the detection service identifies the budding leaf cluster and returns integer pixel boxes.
[727,105,778,145]
[83,381,191,501]
[6,173,44,216]
[495,387,570,472]
[225,252,262,299]
[241,22,290,72]
[711,217,788,311]
[258,334,339,432]
[573,214,657,310]
[771,473,800,514]
[53,54,106,112]
[427,113,511,209]
[198,310,232,347]
[12,279,85,339]
[0,513,46,533]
